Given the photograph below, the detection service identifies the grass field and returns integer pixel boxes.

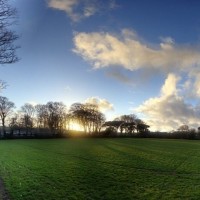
[1,138,200,199]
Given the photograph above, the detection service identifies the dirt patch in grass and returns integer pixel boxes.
[0,178,10,200]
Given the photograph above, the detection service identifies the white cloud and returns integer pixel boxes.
[48,0,81,21]
[47,0,116,21]
[177,68,200,99]
[73,29,200,71]
[134,74,200,131]
[85,97,114,112]
[161,73,180,97]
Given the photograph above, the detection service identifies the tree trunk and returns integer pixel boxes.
[2,117,5,136]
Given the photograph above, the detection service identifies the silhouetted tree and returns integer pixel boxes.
[21,103,35,135]
[8,111,23,136]
[21,103,35,117]
[103,114,150,136]
[69,103,88,133]
[69,103,105,134]
[65,113,72,131]
[0,0,19,64]
[115,114,137,134]
[134,119,150,134]
[115,114,137,123]
[136,123,150,135]
[0,96,15,136]
[83,103,105,134]
[35,104,48,128]
[178,124,189,132]
[102,121,124,133]
[46,102,67,134]
[120,122,136,134]
[93,111,105,133]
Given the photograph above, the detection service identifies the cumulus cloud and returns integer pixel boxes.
[161,73,180,96]
[85,97,114,112]
[73,29,200,71]
[134,74,200,131]
[74,29,200,102]
[47,0,116,21]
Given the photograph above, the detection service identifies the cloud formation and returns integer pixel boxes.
[73,29,200,71]
[73,29,200,131]
[47,0,116,21]
[135,74,200,131]
[85,97,114,112]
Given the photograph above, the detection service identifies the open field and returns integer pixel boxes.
[1,138,200,199]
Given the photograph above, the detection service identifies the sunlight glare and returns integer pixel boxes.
[70,122,83,131]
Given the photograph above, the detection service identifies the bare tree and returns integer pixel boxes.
[93,111,105,133]
[84,103,105,134]
[0,96,15,136]
[69,103,88,132]
[8,111,23,136]
[21,103,35,135]
[35,104,49,128]
[21,103,35,117]
[178,124,189,132]
[46,102,67,134]
[0,0,19,98]
[116,114,137,123]
[69,103,105,134]
[0,0,19,64]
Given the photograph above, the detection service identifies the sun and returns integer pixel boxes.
[69,122,83,131]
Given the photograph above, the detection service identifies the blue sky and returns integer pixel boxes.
[2,0,200,131]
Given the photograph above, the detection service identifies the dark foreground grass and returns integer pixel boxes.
[1,138,200,199]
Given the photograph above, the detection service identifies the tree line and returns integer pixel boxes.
[2,95,200,140]
[0,96,150,138]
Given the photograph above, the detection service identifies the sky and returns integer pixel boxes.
[1,0,200,131]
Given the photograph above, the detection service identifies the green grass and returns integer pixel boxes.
[1,138,200,199]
